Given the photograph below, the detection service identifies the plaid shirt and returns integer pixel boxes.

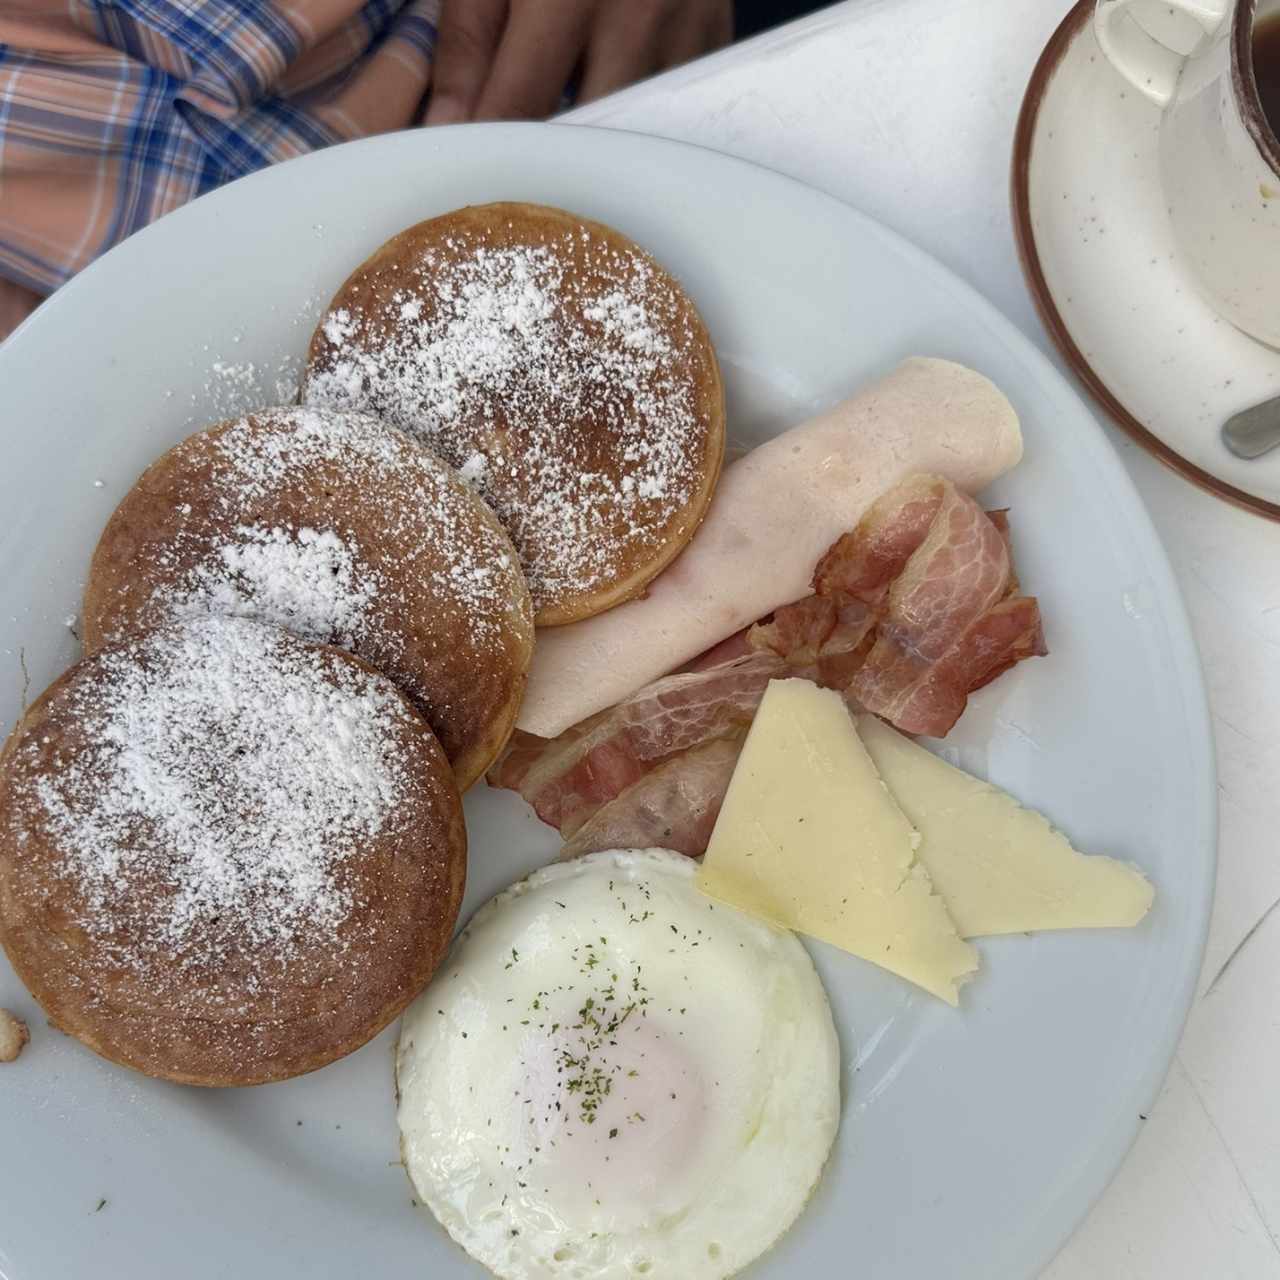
[0,0,440,339]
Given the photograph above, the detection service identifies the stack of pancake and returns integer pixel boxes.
[0,204,726,1086]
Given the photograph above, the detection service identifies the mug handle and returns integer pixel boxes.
[1094,0,1231,106]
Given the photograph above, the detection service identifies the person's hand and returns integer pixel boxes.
[424,0,733,125]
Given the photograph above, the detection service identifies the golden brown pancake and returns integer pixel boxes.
[0,616,466,1087]
[82,405,533,791]
[301,202,726,626]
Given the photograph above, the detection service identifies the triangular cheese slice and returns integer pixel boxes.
[697,679,977,1004]
[856,714,1154,937]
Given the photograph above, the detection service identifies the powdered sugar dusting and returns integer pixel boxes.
[168,524,383,651]
[323,309,356,346]
[303,229,715,610]
[213,407,521,643]
[198,353,304,421]
[132,406,525,658]
[23,617,414,972]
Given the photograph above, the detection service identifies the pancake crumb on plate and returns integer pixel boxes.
[0,1008,28,1062]
[302,202,726,625]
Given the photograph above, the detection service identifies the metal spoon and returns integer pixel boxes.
[1222,393,1280,459]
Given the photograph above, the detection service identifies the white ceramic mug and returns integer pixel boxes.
[1095,0,1280,347]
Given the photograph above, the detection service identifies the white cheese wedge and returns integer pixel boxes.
[696,679,978,1004]
[856,715,1154,937]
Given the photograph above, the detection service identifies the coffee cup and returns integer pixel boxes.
[1095,0,1280,348]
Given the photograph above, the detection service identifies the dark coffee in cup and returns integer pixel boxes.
[1255,14,1280,139]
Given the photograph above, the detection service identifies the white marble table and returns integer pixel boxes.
[567,3,1280,1275]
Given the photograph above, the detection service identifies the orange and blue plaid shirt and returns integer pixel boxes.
[0,0,441,338]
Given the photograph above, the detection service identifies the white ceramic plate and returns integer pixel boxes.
[0,123,1213,1280]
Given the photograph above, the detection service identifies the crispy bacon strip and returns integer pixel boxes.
[489,474,1047,855]
[750,597,877,689]
[813,472,946,603]
[749,479,1042,733]
[560,736,745,858]
[963,595,1048,692]
[855,595,1047,734]
[486,653,786,838]
[815,603,879,687]
[750,595,836,665]
[844,480,1013,733]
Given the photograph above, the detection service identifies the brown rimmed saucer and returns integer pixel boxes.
[1012,0,1280,520]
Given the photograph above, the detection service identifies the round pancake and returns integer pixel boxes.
[82,406,534,791]
[0,616,466,1087]
[301,202,726,626]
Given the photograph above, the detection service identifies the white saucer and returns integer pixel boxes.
[1013,0,1280,519]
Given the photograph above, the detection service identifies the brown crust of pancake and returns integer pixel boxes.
[0,627,467,1087]
[302,202,726,626]
[81,408,534,791]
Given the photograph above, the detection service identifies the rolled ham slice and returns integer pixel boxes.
[518,357,1023,738]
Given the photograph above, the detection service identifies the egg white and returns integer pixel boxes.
[396,848,840,1279]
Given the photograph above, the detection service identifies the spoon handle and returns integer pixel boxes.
[1222,396,1280,460]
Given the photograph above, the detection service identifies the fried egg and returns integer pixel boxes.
[396,848,840,1279]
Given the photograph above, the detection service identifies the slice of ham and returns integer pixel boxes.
[491,473,1046,857]
[680,629,754,672]
[518,358,1023,738]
